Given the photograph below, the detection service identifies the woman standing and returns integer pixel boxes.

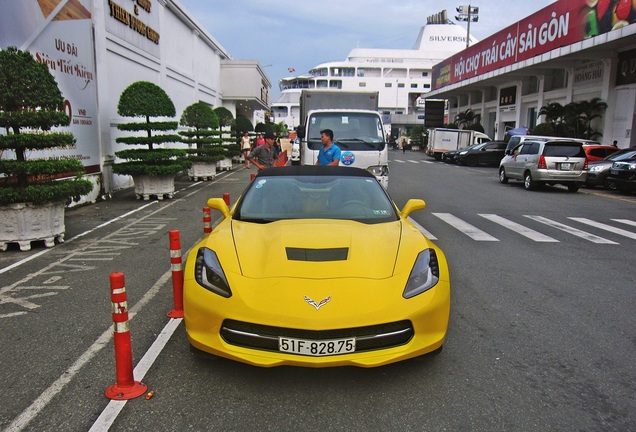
[241,131,251,168]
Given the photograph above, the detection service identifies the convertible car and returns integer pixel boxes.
[183,166,450,367]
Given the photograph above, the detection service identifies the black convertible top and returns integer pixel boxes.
[256,165,375,179]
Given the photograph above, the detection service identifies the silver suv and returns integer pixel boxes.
[499,140,588,192]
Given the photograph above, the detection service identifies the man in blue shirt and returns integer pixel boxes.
[316,129,341,166]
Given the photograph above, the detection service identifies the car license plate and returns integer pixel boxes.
[559,163,573,170]
[279,336,356,356]
[610,170,618,175]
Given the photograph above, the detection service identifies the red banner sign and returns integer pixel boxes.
[432,0,636,90]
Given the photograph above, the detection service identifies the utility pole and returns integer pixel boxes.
[456,4,479,48]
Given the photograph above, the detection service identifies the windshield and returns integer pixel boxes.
[606,149,636,161]
[235,175,398,224]
[307,112,386,151]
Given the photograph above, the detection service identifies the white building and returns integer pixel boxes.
[0,0,271,198]
[425,0,636,148]
[271,10,476,137]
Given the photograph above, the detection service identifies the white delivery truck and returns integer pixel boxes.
[427,128,491,161]
[295,90,389,187]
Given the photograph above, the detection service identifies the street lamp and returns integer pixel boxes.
[456,4,479,48]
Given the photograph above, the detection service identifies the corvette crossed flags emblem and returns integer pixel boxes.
[304,295,331,310]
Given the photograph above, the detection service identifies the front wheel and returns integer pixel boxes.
[465,155,478,167]
[499,167,509,184]
[567,183,580,192]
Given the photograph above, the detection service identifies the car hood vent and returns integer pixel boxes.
[286,247,349,262]
[231,219,401,279]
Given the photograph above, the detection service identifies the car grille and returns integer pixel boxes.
[220,319,414,353]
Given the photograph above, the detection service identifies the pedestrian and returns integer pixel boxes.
[315,129,341,166]
[256,134,265,147]
[241,131,251,168]
[247,131,276,170]
[612,140,618,147]
[401,137,407,153]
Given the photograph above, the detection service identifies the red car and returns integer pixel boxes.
[583,144,619,162]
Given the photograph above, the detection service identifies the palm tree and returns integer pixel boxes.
[538,102,566,136]
[454,109,475,129]
[575,97,608,139]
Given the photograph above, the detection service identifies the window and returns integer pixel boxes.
[359,82,367,87]
[329,80,342,89]
[411,83,418,88]
[398,83,405,88]
[423,84,431,89]
[385,82,392,88]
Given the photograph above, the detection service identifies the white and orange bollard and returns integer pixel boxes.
[167,230,184,318]
[250,173,255,182]
[105,272,147,400]
[203,207,212,234]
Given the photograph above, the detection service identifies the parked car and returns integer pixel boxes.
[442,143,480,164]
[606,156,636,193]
[457,141,507,166]
[586,147,636,189]
[505,134,600,154]
[583,144,620,162]
[499,140,588,192]
[184,166,450,367]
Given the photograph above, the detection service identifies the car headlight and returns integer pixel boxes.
[588,165,605,173]
[628,162,636,171]
[194,247,232,298]
[367,165,389,176]
[403,249,440,299]
[459,151,467,155]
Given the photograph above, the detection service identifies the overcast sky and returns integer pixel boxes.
[177,0,556,99]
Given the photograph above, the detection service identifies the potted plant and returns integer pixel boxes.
[0,46,93,251]
[112,81,190,200]
[179,102,225,181]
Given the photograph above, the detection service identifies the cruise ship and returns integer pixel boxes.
[271,10,477,136]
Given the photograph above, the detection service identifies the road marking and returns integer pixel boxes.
[524,215,618,244]
[613,218,636,228]
[407,217,437,240]
[569,218,636,240]
[89,318,183,432]
[432,213,499,241]
[5,269,173,432]
[479,214,559,242]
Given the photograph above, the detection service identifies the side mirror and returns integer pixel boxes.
[401,199,426,219]
[296,126,306,140]
[207,197,231,219]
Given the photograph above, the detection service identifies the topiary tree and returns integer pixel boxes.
[112,81,190,199]
[0,46,92,206]
[179,102,225,163]
[213,106,234,129]
[112,81,190,178]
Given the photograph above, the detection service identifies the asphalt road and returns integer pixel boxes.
[1,154,635,431]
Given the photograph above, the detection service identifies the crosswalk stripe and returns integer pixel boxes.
[407,217,437,240]
[432,213,499,241]
[479,214,559,242]
[407,160,419,163]
[524,215,618,244]
[613,219,636,228]
[569,218,636,240]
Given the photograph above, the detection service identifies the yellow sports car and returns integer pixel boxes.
[184,166,450,367]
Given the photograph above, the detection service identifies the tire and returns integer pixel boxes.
[499,167,509,184]
[465,155,478,167]
[524,172,536,190]
[567,183,580,192]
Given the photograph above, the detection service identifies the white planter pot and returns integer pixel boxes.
[0,201,65,251]
[217,157,233,171]
[132,174,176,200]
[187,162,217,181]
